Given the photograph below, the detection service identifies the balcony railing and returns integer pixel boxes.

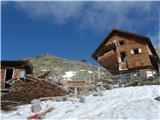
[98,50,115,61]
[97,43,116,57]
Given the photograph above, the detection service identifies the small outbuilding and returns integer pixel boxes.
[1,60,33,90]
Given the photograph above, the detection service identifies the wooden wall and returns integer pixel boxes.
[0,69,5,87]
[0,68,21,88]
[13,69,21,78]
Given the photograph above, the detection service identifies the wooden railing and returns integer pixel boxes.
[98,43,116,57]
[98,50,115,61]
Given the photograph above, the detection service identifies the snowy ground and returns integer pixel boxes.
[1,85,160,120]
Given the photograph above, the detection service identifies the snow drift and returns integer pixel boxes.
[1,85,160,119]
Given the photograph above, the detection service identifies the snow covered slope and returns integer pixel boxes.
[1,85,160,120]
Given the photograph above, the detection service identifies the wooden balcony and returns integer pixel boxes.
[97,43,116,57]
[98,50,115,61]
[104,43,116,53]
[98,51,119,73]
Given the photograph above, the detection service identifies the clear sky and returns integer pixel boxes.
[1,1,160,65]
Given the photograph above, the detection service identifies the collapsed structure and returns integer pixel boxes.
[1,76,66,103]
[1,60,33,91]
[92,29,160,80]
[0,61,67,110]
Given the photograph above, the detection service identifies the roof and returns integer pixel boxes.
[1,60,33,74]
[92,29,159,60]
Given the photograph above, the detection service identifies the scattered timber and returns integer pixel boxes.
[1,75,67,110]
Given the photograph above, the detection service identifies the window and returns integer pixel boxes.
[119,40,124,45]
[20,69,26,78]
[5,69,13,89]
[131,48,142,55]
[133,48,139,54]
[120,52,126,62]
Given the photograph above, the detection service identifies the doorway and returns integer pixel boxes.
[5,69,13,89]
[120,52,126,62]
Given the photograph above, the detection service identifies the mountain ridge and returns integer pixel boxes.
[21,54,111,81]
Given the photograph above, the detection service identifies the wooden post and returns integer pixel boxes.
[98,65,101,80]
[74,87,77,99]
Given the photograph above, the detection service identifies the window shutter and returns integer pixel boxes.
[138,48,142,53]
[131,50,134,54]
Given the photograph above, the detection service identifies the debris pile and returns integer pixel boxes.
[2,79,66,102]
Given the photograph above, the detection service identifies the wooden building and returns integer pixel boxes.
[1,60,33,90]
[92,29,160,75]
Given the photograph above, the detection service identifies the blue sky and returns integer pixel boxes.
[1,1,160,65]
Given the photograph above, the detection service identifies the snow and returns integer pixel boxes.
[1,85,160,120]
[62,71,77,80]
[88,71,93,73]
[41,69,47,72]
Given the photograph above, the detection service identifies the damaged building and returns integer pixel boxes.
[1,60,33,90]
[1,61,67,107]
[92,29,160,80]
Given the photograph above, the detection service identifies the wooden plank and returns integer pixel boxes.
[39,96,68,100]
[1,100,20,104]
[13,69,20,79]
[1,69,6,88]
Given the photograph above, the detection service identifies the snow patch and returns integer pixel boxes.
[62,71,77,80]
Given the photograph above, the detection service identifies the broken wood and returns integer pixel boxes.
[5,78,17,85]
[1,77,67,109]
[26,74,41,81]
[39,96,68,101]
[1,100,20,104]
[24,77,39,82]
[38,69,54,79]
[1,100,21,111]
